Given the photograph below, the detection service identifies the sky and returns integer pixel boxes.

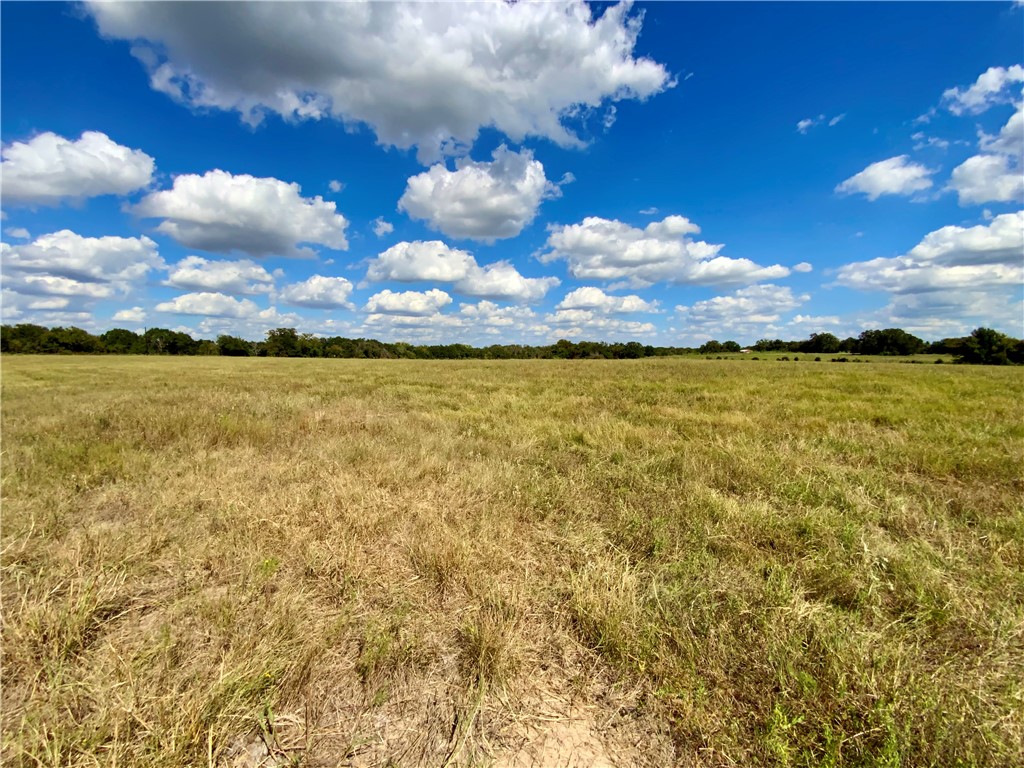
[1,1,1022,346]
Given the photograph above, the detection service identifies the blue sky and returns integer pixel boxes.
[2,1,1022,345]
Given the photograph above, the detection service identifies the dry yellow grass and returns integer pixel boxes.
[2,355,1022,767]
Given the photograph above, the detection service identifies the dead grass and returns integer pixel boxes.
[2,355,1022,766]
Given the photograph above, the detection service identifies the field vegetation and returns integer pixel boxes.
[2,355,1022,766]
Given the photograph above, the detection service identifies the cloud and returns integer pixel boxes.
[797,115,824,134]
[457,261,560,302]
[835,211,1024,294]
[793,262,813,273]
[540,214,789,288]
[365,240,558,302]
[913,107,938,126]
[556,286,657,313]
[948,154,1024,205]
[869,291,1024,339]
[352,299,551,345]
[947,104,1024,206]
[279,275,354,309]
[10,274,116,299]
[5,227,30,239]
[132,170,348,257]
[372,217,394,237]
[459,300,537,327]
[797,114,844,134]
[178,306,305,340]
[2,230,162,295]
[364,288,452,316]
[639,207,659,215]
[113,306,147,323]
[543,309,656,339]
[0,290,95,326]
[676,284,809,339]
[979,102,1024,157]
[366,241,475,283]
[835,155,935,200]
[399,146,559,241]
[542,284,660,340]
[165,255,276,294]
[155,291,261,318]
[942,65,1024,115]
[911,132,951,151]
[87,1,672,163]
[328,179,344,193]
[603,105,617,130]
[0,131,154,206]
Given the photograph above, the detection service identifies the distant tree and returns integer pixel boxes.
[753,338,787,352]
[297,333,324,357]
[265,328,300,357]
[956,327,1017,365]
[721,340,742,353]
[551,339,577,359]
[100,328,141,354]
[700,340,724,354]
[800,332,841,354]
[1,323,49,353]
[142,328,179,355]
[41,326,99,353]
[857,328,925,356]
[620,341,645,359]
[217,335,253,356]
[839,336,859,353]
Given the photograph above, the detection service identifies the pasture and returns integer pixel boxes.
[2,355,1022,767]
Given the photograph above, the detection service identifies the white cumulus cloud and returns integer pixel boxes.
[942,65,1024,116]
[86,1,672,162]
[979,102,1024,157]
[113,306,147,323]
[948,154,1024,206]
[948,103,1024,206]
[543,309,656,339]
[372,217,394,238]
[835,211,1024,294]
[676,285,809,337]
[399,146,560,241]
[364,288,452,316]
[835,155,935,201]
[279,275,354,309]
[556,286,657,313]
[165,255,276,295]
[1,131,154,206]
[365,240,558,302]
[2,230,162,295]
[540,215,789,288]
[133,170,348,257]
[155,291,261,318]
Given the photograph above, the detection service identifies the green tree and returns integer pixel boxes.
[265,328,300,357]
[100,328,141,354]
[956,327,1016,365]
[41,326,99,353]
[857,328,924,356]
[800,332,841,354]
[217,335,253,356]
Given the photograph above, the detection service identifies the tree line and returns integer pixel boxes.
[1,323,1021,364]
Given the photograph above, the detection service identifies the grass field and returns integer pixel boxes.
[2,355,1022,767]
